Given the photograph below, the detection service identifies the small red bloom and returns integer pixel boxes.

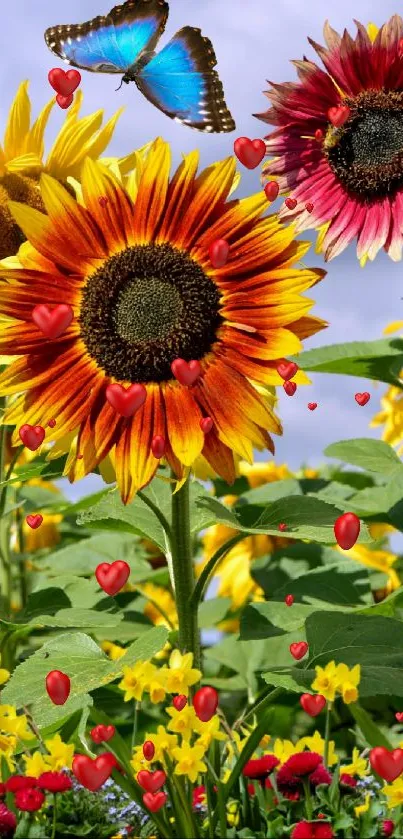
[282,752,323,776]
[0,784,6,798]
[277,753,326,797]
[291,822,334,839]
[242,754,279,779]
[37,772,72,793]
[192,785,206,808]
[382,820,395,837]
[309,765,332,787]
[340,773,358,788]
[0,803,16,835]
[5,776,37,792]
[14,788,45,812]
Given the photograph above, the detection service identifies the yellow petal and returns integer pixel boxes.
[383,321,403,335]
[0,146,6,177]
[367,22,379,42]
[0,669,10,685]
[6,153,42,173]
[83,108,124,162]
[46,111,104,178]
[3,81,31,161]
[26,97,55,158]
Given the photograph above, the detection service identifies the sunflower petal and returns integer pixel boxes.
[26,97,55,158]
[163,382,204,466]
[3,82,31,161]
[132,138,172,243]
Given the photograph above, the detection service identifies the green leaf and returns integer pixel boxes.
[241,601,316,639]
[240,479,302,505]
[27,608,124,630]
[0,456,67,487]
[324,438,402,475]
[349,703,393,749]
[262,672,303,693]
[198,598,231,629]
[39,532,151,578]
[293,337,403,388]
[252,563,370,606]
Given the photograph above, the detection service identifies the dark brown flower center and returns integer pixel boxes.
[0,173,44,260]
[79,243,222,383]
[325,90,403,199]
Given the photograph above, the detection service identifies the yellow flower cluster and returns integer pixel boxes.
[118,650,201,704]
[0,705,33,773]
[24,734,74,776]
[311,661,361,704]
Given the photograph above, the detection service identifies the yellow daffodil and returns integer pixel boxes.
[101,641,126,661]
[131,726,179,775]
[194,715,226,751]
[342,748,369,777]
[118,661,165,703]
[166,706,201,740]
[0,734,16,772]
[383,777,403,809]
[354,794,371,817]
[0,706,32,740]
[23,750,50,778]
[141,583,178,629]
[311,661,339,702]
[226,801,240,827]
[225,729,250,763]
[172,742,207,783]
[335,663,361,704]
[298,732,338,767]
[44,734,74,771]
[161,651,201,697]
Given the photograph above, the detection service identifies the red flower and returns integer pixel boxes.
[0,803,16,835]
[277,753,330,797]
[309,765,332,787]
[38,772,72,793]
[291,821,334,839]
[340,773,358,788]
[14,788,45,812]
[242,754,279,779]
[383,820,395,837]
[5,776,37,792]
[192,786,206,808]
[0,784,6,798]
[283,753,323,776]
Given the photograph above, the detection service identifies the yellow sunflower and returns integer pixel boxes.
[0,138,326,502]
[0,81,135,260]
[371,321,403,453]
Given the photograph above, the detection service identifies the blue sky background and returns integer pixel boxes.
[2,0,403,519]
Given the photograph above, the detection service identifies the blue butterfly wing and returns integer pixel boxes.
[135,27,235,132]
[44,0,169,73]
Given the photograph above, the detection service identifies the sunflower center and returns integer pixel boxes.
[0,173,44,260]
[79,243,222,383]
[325,90,403,199]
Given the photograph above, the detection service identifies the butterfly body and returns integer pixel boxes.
[45,0,235,133]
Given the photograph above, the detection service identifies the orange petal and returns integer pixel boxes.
[202,428,236,485]
[114,384,164,503]
[163,381,204,466]
[40,173,107,260]
[80,158,134,252]
[174,158,237,249]
[131,138,171,244]
[156,150,199,243]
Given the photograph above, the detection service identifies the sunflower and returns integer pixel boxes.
[257,17,403,263]
[371,321,403,452]
[0,81,135,260]
[0,139,326,502]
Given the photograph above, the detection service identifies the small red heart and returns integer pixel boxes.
[47,418,56,428]
[90,725,115,744]
[151,435,165,458]
[143,741,155,761]
[233,137,266,169]
[264,181,279,201]
[277,361,298,381]
[308,402,318,411]
[200,417,213,434]
[315,128,324,142]
[98,197,108,208]
[300,694,326,717]
[278,523,287,532]
[369,747,403,782]
[285,594,294,606]
[72,753,116,791]
[193,686,219,722]
[334,512,360,550]
[305,202,314,213]
[77,453,83,460]
[283,381,297,396]
[143,791,167,812]
[209,239,230,268]
[48,68,81,96]
[171,358,201,387]
[95,561,130,596]
[395,713,403,723]
[26,514,43,530]
[106,383,147,418]
[290,642,308,660]
[137,770,167,793]
[19,424,45,451]
[45,670,70,705]
[56,93,74,109]
[328,105,351,128]
[32,304,73,338]
[355,392,370,406]
[173,695,187,711]
[285,198,297,210]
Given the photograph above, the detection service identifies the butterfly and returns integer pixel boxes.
[44,0,235,133]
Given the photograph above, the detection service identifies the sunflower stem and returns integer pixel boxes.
[0,403,12,622]
[170,474,200,670]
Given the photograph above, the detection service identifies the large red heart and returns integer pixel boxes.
[193,686,219,722]
[300,693,326,717]
[209,239,230,268]
[32,304,73,339]
[19,424,45,451]
[143,791,167,812]
[72,753,116,791]
[289,642,308,660]
[234,137,266,169]
[137,770,167,793]
[95,561,130,596]
[171,359,201,386]
[48,68,81,96]
[355,392,370,406]
[26,514,43,530]
[369,747,403,782]
[45,670,70,706]
[277,361,298,381]
[334,512,360,550]
[105,383,147,417]
[328,105,351,128]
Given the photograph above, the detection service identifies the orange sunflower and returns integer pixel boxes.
[0,138,326,502]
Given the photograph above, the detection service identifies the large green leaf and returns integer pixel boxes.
[204,633,299,693]
[324,438,402,475]
[38,532,151,578]
[293,337,403,388]
[252,562,370,605]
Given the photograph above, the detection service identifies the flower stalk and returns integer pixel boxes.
[170,475,200,670]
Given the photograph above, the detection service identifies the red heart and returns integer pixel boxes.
[334,512,360,551]
[151,435,166,458]
[171,359,201,387]
[193,686,219,722]
[95,561,130,596]
[233,137,266,169]
[308,402,318,411]
[137,770,167,793]
[48,68,81,96]
[283,381,297,396]
[285,198,297,210]
[277,361,298,381]
[396,713,403,723]
[278,523,287,532]
[98,197,108,208]
[305,202,314,213]
[56,94,74,110]
[173,695,187,711]
[300,694,326,717]
[264,181,279,201]
[285,594,294,606]
[369,747,403,782]
[290,642,308,660]
[209,239,230,268]
[26,514,43,530]
[200,417,213,434]
[72,753,116,791]
[90,725,115,744]
[105,383,147,417]
[47,418,56,428]
[45,671,70,706]
[32,304,73,338]
[315,128,324,142]
[143,741,155,761]
[19,424,45,451]
[355,392,370,406]
[328,105,351,128]
[143,791,167,812]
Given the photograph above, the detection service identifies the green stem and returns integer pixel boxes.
[324,701,332,769]
[131,701,140,751]
[216,782,228,838]
[15,500,27,610]
[189,533,246,609]
[138,490,172,541]
[51,794,57,839]
[303,777,313,820]
[170,474,200,669]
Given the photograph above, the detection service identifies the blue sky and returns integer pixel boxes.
[3,0,403,503]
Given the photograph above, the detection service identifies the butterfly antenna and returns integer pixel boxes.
[116,78,124,92]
